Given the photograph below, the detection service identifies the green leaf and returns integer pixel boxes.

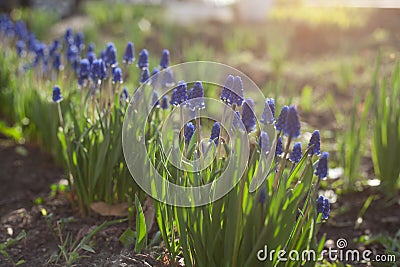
[135,195,147,252]
[119,228,136,247]
[81,244,95,253]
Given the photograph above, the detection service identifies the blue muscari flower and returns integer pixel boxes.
[159,49,170,69]
[161,95,169,109]
[307,130,321,156]
[187,81,205,110]
[162,68,175,87]
[260,98,275,124]
[87,51,96,65]
[151,68,160,87]
[140,68,150,84]
[284,106,301,138]
[105,43,117,67]
[34,42,46,59]
[210,122,221,145]
[259,187,266,204]
[221,74,233,103]
[123,42,135,64]
[138,49,149,69]
[322,198,330,220]
[52,86,63,103]
[276,136,283,156]
[27,33,36,51]
[112,67,123,83]
[14,20,28,40]
[79,59,90,77]
[315,152,329,179]
[241,98,256,133]
[64,28,74,45]
[152,91,160,107]
[170,81,188,106]
[75,32,85,51]
[16,40,25,57]
[88,43,95,53]
[317,196,330,220]
[230,76,244,107]
[275,105,289,132]
[184,122,196,144]
[316,195,324,213]
[289,142,302,163]
[67,44,79,63]
[259,131,270,153]
[120,86,129,102]
[49,39,60,57]
[91,59,100,81]
[52,53,62,71]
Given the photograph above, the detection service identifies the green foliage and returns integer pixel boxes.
[0,230,27,266]
[371,60,400,197]
[149,105,328,266]
[338,91,371,191]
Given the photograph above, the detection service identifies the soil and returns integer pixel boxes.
[0,137,164,267]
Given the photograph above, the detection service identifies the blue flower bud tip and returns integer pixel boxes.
[307,130,321,156]
[184,122,195,144]
[52,86,63,103]
[259,131,270,153]
[123,42,135,64]
[241,98,256,133]
[289,142,302,163]
[284,106,301,138]
[315,151,329,179]
[210,122,221,145]
[160,49,170,69]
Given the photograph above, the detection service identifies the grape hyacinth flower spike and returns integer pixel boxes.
[161,95,169,110]
[139,68,150,84]
[221,74,234,104]
[170,81,188,106]
[210,122,221,145]
[260,98,275,124]
[230,76,244,107]
[78,58,90,85]
[315,152,329,179]
[284,106,301,138]
[241,98,256,133]
[187,81,205,110]
[184,122,195,144]
[123,42,135,64]
[162,68,175,88]
[52,53,62,72]
[52,86,63,103]
[105,43,117,67]
[112,67,123,84]
[275,105,289,132]
[307,130,321,156]
[317,196,330,220]
[159,49,170,69]
[289,142,302,164]
[138,49,149,69]
[152,91,160,107]
[120,87,129,103]
[276,136,283,156]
